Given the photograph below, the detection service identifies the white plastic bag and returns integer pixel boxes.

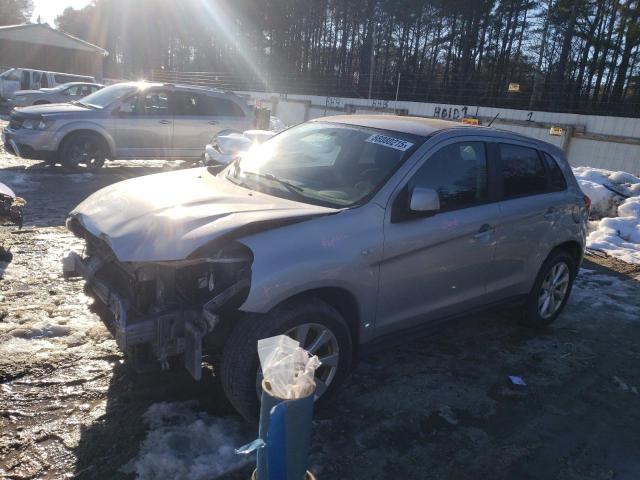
[257,335,321,399]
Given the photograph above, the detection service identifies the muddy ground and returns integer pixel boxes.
[1,118,640,480]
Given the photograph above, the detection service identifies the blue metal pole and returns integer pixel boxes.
[256,382,315,480]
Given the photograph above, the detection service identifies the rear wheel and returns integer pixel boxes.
[60,132,107,170]
[220,297,353,422]
[523,250,576,327]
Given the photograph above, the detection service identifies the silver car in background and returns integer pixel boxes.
[6,82,104,109]
[2,82,254,169]
[63,115,589,421]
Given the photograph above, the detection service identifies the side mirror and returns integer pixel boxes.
[409,187,440,213]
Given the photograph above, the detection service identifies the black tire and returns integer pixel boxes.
[60,132,107,171]
[220,297,353,422]
[522,250,577,327]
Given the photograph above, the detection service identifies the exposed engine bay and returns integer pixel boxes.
[64,217,253,380]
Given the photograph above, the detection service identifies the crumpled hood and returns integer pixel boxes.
[69,167,338,262]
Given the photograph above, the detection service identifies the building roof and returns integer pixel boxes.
[0,23,108,56]
[314,114,472,137]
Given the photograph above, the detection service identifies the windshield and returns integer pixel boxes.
[1,69,20,81]
[224,122,424,208]
[78,83,138,108]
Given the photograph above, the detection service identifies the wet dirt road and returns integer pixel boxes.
[1,119,640,480]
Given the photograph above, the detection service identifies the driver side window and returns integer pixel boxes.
[409,142,488,211]
[118,90,170,116]
[63,86,81,97]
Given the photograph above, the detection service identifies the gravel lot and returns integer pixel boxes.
[1,118,640,480]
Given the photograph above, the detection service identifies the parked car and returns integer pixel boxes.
[2,82,255,169]
[6,82,104,109]
[0,68,96,104]
[203,129,276,166]
[63,115,589,420]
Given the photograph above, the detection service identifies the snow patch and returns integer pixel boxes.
[570,268,640,319]
[122,401,252,480]
[573,166,640,264]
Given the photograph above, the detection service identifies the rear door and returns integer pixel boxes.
[112,88,173,158]
[486,143,563,300]
[171,92,251,158]
[376,138,500,332]
[205,94,251,132]
[170,91,216,158]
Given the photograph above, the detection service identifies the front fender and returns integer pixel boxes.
[237,203,385,343]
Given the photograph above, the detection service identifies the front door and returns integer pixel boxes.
[113,88,173,158]
[376,140,499,332]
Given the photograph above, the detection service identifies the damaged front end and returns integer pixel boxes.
[0,184,26,228]
[63,216,252,380]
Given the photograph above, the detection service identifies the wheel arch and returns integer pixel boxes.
[549,240,584,269]
[57,126,115,158]
[241,287,362,360]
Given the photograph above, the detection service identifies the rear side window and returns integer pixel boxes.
[202,96,246,117]
[409,141,488,211]
[500,144,547,198]
[543,153,567,191]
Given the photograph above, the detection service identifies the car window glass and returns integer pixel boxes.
[64,85,81,96]
[203,96,245,117]
[21,71,30,89]
[141,90,170,115]
[171,92,202,115]
[543,152,567,191]
[5,70,20,81]
[231,122,423,207]
[408,142,488,211]
[279,131,342,167]
[500,144,548,198]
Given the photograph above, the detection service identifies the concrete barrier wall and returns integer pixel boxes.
[243,91,640,175]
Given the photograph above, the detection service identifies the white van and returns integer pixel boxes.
[0,68,97,102]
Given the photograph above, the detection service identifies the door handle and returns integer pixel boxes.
[158,119,171,125]
[473,224,494,240]
[208,120,219,125]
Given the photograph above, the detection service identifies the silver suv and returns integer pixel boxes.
[63,115,589,420]
[2,82,253,169]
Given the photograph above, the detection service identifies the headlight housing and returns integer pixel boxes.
[22,118,52,130]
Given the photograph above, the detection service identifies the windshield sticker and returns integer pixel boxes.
[365,134,414,151]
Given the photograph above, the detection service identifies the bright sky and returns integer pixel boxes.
[31,0,92,26]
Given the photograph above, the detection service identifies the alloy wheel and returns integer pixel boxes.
[69,139,104,170]
[256,322,340,400]
[538,262,570,319]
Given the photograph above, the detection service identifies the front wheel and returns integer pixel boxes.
[523,250,576,327]
[220,297,353,422]
[60,132,107,171]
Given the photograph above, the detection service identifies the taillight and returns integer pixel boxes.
[583,194,591,213]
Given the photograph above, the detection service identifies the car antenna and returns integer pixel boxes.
[487,113,500,127]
